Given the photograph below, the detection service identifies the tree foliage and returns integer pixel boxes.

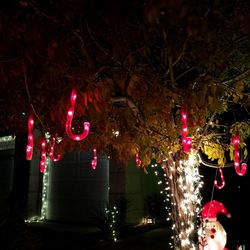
[1,0,250,166]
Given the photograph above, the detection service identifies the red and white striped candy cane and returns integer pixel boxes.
[91,148,97,170]
[26,114,34,160]
[181,104,192,153]
[232,132,247,176]
[49,136,61,162]
[214,168,225,189]
[39,138,46,173]
[65,88,90,141]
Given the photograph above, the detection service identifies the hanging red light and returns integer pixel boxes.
[65,88,90,141]
[49,137,61,162]
[135,153,142,167]
[91,148,97,170]
[214,168,225,189]
[26,114,34,160]
[181,104,192,153]
[232,132,247,176]
[39,138,46,173]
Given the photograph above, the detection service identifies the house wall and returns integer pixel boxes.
[44,151,109,225]
[109,157,161,225]
[0,143,15,200]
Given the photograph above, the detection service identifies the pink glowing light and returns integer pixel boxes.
[49,137,61,162]
[232,133,247,176]
[181,105,192,153]
[214,168,225,189]
[26,114,34,161]
[39,138,46,173]
[135,153,142,167]
[91,148,97,170]
[65,88,90,141]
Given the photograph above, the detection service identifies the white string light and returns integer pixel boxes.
[163,152,203,249]
[25,157,51,223]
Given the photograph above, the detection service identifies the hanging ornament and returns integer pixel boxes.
[39,138,46,173]
[49,137,61,162]
[65,88,90,141]
[91,148,97,170]
[232,133,247,176]
[199,200,230,250]
[135,153,142,167]
[26,114,34,161]
[181,104,192,153]
[214,168,225,189]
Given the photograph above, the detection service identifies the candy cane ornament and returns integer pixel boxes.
[39,138,46,173]
[214,168,225,189]
[26,114,34,160]
[135,153,142,167]
[49,137,61,162]
[232,133,247,176]
[181,104,192,153]
[65,88,90,141]
[91,148,97,170]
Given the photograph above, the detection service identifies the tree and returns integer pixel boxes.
[1,0,250,249]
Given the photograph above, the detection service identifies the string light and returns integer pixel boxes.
[26,114,34,160]
[232,133,247,176]
[25,157,51,223]
[40,157,51,220]
[164,152,203,249]
[151,162,171,221]
[0,135,15,150]
[214,168,225,189]
[91,148,97,170]
[105,206,119,242]
[65,88,90,141]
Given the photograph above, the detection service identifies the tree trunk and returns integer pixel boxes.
[162,153,202,250]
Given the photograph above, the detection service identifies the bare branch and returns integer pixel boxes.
[172,40,187,67]
[168,56,176,87]
[111,97,141,119]
[24,69,45,129]
[222,68,250,85]
[198,152,234,168]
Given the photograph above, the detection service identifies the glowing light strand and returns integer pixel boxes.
[151,162,170,218]
[40,157,51,220]
[232,133,247,176]
[49,137,61,162]
[214,168,225,189]
[65,88,90,141]
[163,153,203,249]
[26,114,34,160]
[91,148,97,170]
[105,206,118,242]
[181,105,192,153]
[25,157,50,223]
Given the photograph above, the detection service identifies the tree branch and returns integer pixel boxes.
[195,111,217,151]
[198,152,234,168]
[168,56,176,87]
[24,69,45,129]
[221,68,250,85]
[111,97,141,120]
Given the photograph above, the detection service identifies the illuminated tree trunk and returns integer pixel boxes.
[162,153,203,250]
